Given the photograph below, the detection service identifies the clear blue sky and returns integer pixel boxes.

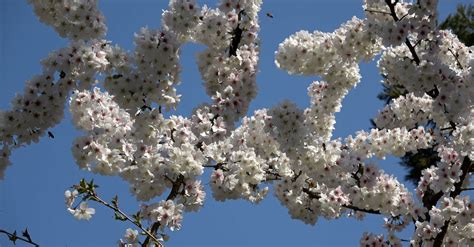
[0,0,470,246]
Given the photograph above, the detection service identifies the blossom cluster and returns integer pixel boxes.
[270,0,472,244]
[194,0,261,128]
[70,88,206,202]
[275,16,381,76]
[416,146,465,195]
[365,0,439,45]
[65,0,263,240]
[64,189,95,221]
[412,196,473,246]
[0,39,111,178]
[205,109,292,202]
[162,0,201,41]
[118,228,139,247]
[103,28,182,112]
[28,0,107,40]
[377,30,473,125]
[1,0,472,246]
[272,126,433,226]
[141,200,184,232]
[374,93,438,129]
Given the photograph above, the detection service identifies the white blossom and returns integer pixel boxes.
[69,202,95,220]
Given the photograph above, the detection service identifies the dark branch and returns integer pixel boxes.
[385,0,421,65]
[433,157,472,247]
[404,38,421,65]
[364,8,392,15]
[202,162,226,170]
[302,188,381,215]
[89,194,162,247]
[342,204,382,215]
[447,48,464,70]
[142,174,185,247]
[0,229,40,247]
[229,10,245,57]
[292,170,303,182]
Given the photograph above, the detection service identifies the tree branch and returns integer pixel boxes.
[88,193,163,247]
[142,174,185,247]
[302,188,381,215]
[0,229,40,247]
[202,162,226,170]
[342,204,381,215]
[447,48,464,70]
[385,0,421,65]
[432,157,472,247]
[364,8,392,16]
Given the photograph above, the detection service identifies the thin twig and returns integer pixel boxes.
[202,162,226,170]
[89,194,163,247]
[342,204,381,215]
[364,8,392,15]
[0,229,40,247]
[302,188,381,215]
[447,48,464,70]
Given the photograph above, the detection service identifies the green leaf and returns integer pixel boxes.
[79,178,87,190]
[22,228,32,242]
[114,212,127,221]
[87,179,95,191]
[132,211,142,227]
[112,195,119,208]
[77,187,87,194]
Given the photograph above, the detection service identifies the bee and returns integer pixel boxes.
[100,41,112,49]
[47,131,55,139]
[135,99,152,116]
[112,74,123,79]
[266,12,274,18]
[135,105,152,116]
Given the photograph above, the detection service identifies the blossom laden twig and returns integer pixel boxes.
[142,174,185,247]
[384,0,421,65]
[69,179,163,247]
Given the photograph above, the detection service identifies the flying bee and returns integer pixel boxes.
[100,41,112,48]
[47,131,55,139]
[136,105,152,115]
[135,102,153,116]
[112,74,123,79]
[266,12,274,18]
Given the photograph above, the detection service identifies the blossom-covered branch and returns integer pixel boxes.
[67,179,163,247]
[1,0,472,246]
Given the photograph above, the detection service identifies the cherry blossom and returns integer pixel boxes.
[0,0,472,246]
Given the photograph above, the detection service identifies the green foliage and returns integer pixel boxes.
[376,84,407,104]
[439,4,474,46]
[114,211,127,221]
[399,148,440,186]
